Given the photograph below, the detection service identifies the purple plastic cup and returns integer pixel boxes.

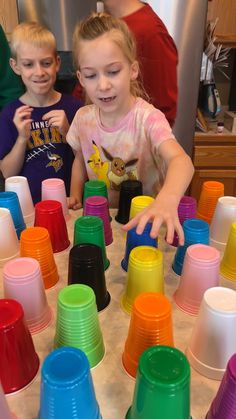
[169,196,197,247]
[84,196,113,246]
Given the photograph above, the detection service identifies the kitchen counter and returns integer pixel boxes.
[2,209,221,419]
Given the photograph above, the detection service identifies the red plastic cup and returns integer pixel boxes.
[84,196,113,246]
[34,200,70,253]
[0,299,39,394]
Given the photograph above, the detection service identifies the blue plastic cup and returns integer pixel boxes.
[38,346,101,419]
[121,223,158,271]
[172,218,209,276]
[0,191,26,239]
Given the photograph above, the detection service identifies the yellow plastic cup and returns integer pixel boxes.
[129,196,155,220]
[220,222,236,281]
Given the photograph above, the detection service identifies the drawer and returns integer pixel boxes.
[194,145,236,168]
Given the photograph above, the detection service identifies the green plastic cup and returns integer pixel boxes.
[83,180,108,202]
[54,284,105,368]
[126,345,191,419]
[73,216,110,270]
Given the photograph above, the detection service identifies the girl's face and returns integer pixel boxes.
[77,33,138,127]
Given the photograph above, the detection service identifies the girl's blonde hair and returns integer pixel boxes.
[10,22,57,60]
[73,13,147,99]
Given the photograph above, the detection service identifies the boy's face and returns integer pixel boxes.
[10,42,60,97]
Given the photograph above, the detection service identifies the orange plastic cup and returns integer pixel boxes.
[20,227,59,289]
[196,181,224,224]
[122,292,174,378]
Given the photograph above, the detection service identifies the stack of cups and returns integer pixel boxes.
[122,292,174,378]
[0,299,39,394]
[0,191,26,238]
[41,178,70,220]
[196,181,224,224]
[20,226,59,289]
[126,345,191,419]
[186,287,236,380]
[129,195,154,220]
[74,216,110,270]
[83,179,108,202]
[174,244,220,315]
[169,196,197,247]
[84,196,113,245]
[172,218,210,276]
[34,200,70,253]
[0,208,19,266]
[210,196,236,251]
[5,176,35,226]
[0,381,14,419]
[206,353,236,418]
[68,243,110,311]
[3,257,52,333]
[121,246,164,315]
[220,221,236,288]
[115,180,143,224]
[38,347,101,419]
[54,284,105,368]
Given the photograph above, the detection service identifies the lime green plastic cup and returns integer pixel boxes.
[126,345,191,419]
[83,180,108,202]
[54,284,105,368]
[73,216,110,270]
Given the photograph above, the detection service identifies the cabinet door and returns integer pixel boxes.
[0,0,18,40]
[190,169,236,201]
[207,0,236,41]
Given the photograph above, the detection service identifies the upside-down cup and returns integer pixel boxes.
[126,345,191,419]
[196,181,224,224]
[41,178,70,221]
[83,179,108,202]
[220,221,236,283]
[0,191,26,239]
[54,284,105,368]
[210,196,236,251]
[121,246,164,315]
[68,243,110,311]
[74,216,110,270]
[5,176,35,226]
[186,287,236,380]
[38,347,101,419]
[20,227,59,289]
[3,257,52,334]
[84,196,113,246]
[129,195,155,220]
[0,299,39,394]
[122,292,174,378]
[0,208,19,266]
[169,195,197,247]
[174,244,220,316]
[34,200,70,253]
[115,180,143,224]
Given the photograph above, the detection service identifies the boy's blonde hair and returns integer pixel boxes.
[10,22,57,60]
[73,13,147,99]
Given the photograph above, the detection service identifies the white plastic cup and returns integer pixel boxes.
[210,196,236,251]
[186,287,236,380]
[5,176,35,226]
[41,178,69,220]
[0,208,19,266]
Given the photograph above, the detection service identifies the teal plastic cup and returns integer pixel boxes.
[54,284,105,368]
[126,345,191,419]
[73,216,110,270]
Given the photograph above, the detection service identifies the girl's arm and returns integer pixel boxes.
[68,150,88,210]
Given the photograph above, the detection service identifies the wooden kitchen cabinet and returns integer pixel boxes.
[0,0,18,40]
[207,0,236,46]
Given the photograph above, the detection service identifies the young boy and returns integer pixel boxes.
[0,22,83,204]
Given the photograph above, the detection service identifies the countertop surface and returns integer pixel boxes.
[2,209,221,419]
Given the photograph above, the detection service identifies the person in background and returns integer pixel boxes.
[0,22,83,204]
[67,13,194,243]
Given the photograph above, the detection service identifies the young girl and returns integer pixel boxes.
[67,13,194,244]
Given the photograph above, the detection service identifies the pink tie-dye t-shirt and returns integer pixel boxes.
[67,97,175,207]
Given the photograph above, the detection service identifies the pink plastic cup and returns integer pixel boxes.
[0,208,19,266]
[174,244,220,315]
[41,178,70,221]
[84,196,113,246]
[3,257,52,334]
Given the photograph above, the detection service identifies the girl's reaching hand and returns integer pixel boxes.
[68,196,83,211]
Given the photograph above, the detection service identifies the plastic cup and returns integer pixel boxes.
[41,178,70,221]
[74,216,110,270]
[0,299,39,394]
[83,179,108,202]
[34,200,70,253]
[126,345,191,419]
[38,347,101,419]
[68,243,110,311]
[84,196,113,246]
[129,195,155,220]
[169,195,197,247]
[220,221,236,282]
[54,284,105,368]
[210,196,236,251]
[122,292,174,378]
[121,246,164,315]
[0,208,19,266]
[206,353,236,418]
[186,286,236,380]
[0,191,26,239]
[172,218,210,276]
[5,176,35,226]
[0,380,15,419]
[3,257,52,334]
[20,226,59,289]
[174,244,220,315]
[121,222,158,272]
[196,181,224,224]
[115,180,143,224]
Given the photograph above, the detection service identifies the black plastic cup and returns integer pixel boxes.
[115,180,143,224]
[68,243,111,312]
